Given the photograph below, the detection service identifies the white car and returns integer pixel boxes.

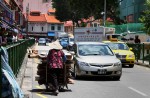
[73,42,122,80]
[68,37,74,51]
[38,38,46,45]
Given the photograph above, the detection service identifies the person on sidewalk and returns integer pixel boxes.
[134,35,141,43]
[47,40,66,96]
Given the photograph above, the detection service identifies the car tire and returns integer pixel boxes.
[129,64,134,68]
[74,65,79,79]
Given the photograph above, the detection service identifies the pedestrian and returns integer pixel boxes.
[134,35,141,43]
[46,40,66,96]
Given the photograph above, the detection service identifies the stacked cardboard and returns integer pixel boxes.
[65,54,74,84]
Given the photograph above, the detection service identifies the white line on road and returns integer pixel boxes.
[128,87,147,97]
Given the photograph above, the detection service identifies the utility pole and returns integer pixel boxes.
[26,3,29,38]
[104,0,106,26]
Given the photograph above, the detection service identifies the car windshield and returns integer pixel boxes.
[61,38,68,42]
[70,38,74,42]
[106,43,129,50]
[78,44,114,56]
[39,38,46,41]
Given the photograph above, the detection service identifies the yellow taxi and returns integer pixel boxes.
[103,40,135,68]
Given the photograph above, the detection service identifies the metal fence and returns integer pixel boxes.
[127,43,150,65]
[0,39,35,98]
[108,23,145,34]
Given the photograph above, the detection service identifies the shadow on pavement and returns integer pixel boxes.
[73,76,121,81]
[30,89,72,96]
[29,89,45,93]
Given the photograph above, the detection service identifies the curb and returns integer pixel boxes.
[135,62,150,68]
[16,53,28,87]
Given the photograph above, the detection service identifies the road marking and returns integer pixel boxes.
[128,87,147,96]
[36,85,43,89]
[35,86,47,98]
[36,93,47,98]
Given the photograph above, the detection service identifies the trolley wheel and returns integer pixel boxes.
[74,65,79,79]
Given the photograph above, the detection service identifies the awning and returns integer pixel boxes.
[48,32,55,36]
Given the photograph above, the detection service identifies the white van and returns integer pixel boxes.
[68,37,74,51]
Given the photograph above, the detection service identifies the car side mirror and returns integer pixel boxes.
[115,53,119,57]
[129,48,132,51]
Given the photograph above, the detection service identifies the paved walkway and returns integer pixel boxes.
[135,60,150,68]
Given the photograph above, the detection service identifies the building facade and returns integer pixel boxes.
[0,0,25,43]
[28,11,47,37]
[119,0,146,23]
[46,9,64,39]
[23,0,52,14]
[27,9,64,38]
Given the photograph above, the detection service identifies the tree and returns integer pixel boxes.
[52,0,124,27]
[139,0,150,35]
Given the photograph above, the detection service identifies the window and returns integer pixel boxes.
[127,14,134,23]
[32,27,34,31]
[41,27,44,31]
[94,23,97,27]
[57,25,61,31]
[51,24,55,30]
[43,0,49,3]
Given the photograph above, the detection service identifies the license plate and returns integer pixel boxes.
[97,69,107,74]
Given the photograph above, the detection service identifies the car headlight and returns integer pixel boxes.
[128,54,135,58]
[114,62,122,66]
[77,61,89,66]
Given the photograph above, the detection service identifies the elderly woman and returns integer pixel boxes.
[47,40,66,95]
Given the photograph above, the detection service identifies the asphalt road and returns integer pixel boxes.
[27,44,150,98]
[31,57,150,98]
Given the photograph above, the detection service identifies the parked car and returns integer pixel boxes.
[147,37,150,42]
[68,37,74,51]
[60,38,69,49]
[73,42,122,80]
[103,40,135,68]
[38,38,46,46]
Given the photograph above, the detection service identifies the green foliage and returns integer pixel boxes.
[139,0,150,35]
[52,0,124,26]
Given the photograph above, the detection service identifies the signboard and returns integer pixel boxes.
[48,32,55,36]
[74,27,104,42]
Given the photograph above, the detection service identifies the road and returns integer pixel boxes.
[30,57,150,98]
[27,44,150,98]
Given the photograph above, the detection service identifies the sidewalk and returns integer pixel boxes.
[16,54,33,98]
[135,60,150,68]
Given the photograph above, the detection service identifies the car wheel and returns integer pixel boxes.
[74,65,79,79]
[129,64,134,68]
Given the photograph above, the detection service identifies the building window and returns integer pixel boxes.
[127,14,134,23]
[41,27,44,31]
[51,24,55,30]
[57,25,61,31]
[94,23,97,27]
[32,27,34,31]
[43,0,49,3]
